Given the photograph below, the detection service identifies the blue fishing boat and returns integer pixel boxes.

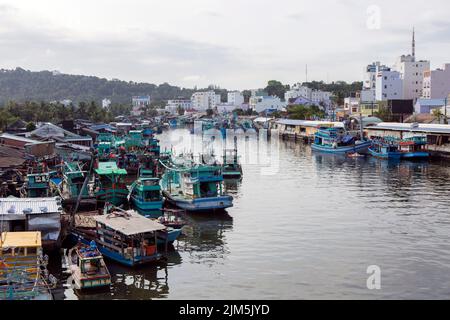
[94,162,128,206]
[129,177,163,218]
[398,136,430,159]
[73,210,170,267]
[311,127,371,154]
[160,155,233,212]
[368,139,402,159]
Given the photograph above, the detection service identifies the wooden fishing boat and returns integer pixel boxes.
[311,127,371,154]
[222,139,243,180]
[129,177,163,218]
[66,242,111,290]
[94,162,128,206]
[398,136,430,159]
[0,231,54,300]
[368,139,402,159]
[160,155,233,212]
[21,172,51,197]
[73,210,170,267]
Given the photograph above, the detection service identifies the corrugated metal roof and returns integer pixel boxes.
[369,122,450,134]
[0,133,40,144]
[0,197,63,215]
[94,210,166,235]
[276,119,345,128]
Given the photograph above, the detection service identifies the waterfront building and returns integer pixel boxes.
[422,64,450,99]
[132,95,151,116]
[393,54,430,100]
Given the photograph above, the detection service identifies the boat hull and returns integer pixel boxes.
[311,141,372,154]
[163,191,233,211]
[131,197,163,218]
[368,147,402,159]
[77,236,162,267]
[401,152,430,159]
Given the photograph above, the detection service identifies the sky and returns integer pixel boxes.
[1,0,450,90]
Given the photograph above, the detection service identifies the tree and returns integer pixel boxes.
[206,108,214,117]
[287,104,325,120]
[26,122,36,131]
[177,106,185,116]
[264,80,289,100]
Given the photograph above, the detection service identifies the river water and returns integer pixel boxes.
[54,128,450,300]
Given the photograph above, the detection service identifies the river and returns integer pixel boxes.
[53,128,450,299]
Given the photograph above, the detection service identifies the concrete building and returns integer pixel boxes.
[102,98,111,109]
[131,95,151,116]
[375,69,403,101]
[227,91,244,107]
[393,55,430,100]
[285,84,332,106]
[362,62,391,102]
[422,64,450,99]
[191,91,220,111]
[250,95,286,113]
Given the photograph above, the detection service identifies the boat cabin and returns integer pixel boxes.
[24,173,51,197]
[91,211,169,266]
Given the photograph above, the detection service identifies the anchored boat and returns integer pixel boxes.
[311,127,371,154]
[0,231,54,300]
[369,136,430,160]
[222,139,242,180]
[160,155,233,212]
[94,162,128,206]
[66,241,111,290]
[72,210,170,267]
[129,176,163,218]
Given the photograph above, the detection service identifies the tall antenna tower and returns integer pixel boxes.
[412,27,416,61]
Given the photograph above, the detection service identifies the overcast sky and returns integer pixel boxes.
[1,0,450,90]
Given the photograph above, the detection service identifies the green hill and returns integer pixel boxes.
[0,67,196,105]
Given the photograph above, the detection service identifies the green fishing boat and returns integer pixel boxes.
[94,162,128,206]
[129,176,163,218]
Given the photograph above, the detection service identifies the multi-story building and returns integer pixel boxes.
[191,91,220,111]
[362,62,391,102]
[131,95,151,116]
[227,91,244,107]
[393,54,430,101]
[422,64,450,99]
[375,69,403,101]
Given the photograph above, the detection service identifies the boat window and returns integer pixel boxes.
[144,190,161,201]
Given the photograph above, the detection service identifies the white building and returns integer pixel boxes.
[131,95,151,116]
[362,62,391,102]
[250,95,286,113]
[285,84,331,106]
[227,91,244,107]
[191,91,220,111]
[102,98,111,109]
[375,69,403,101]
[217,104,238,114]
[422,64,450,99]
[393,54,430,101]
[166,99,192,110]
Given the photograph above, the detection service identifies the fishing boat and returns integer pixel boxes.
[311,127,371,154]
[61,162,90,201]
[368,138,403,159]
[369,136,430,160]
[0,231,54,300]
[66,241,111,290]
[94,162,128,206]
[21,172,51,197]
[398,136,430,159]
[129,176,163,218]
[222,139,243,179]
[72,210,170,267]
[160,155,233,212]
